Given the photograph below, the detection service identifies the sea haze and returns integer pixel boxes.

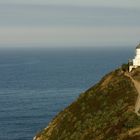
[0,47,133,140]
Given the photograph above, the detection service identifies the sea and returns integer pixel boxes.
[0,47,134,140]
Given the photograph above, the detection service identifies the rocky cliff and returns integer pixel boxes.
[34,68,140,140]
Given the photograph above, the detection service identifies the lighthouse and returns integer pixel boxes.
[129,44,140,72]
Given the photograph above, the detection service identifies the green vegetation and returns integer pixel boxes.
[121,63,129,72]
[35,68,140,140]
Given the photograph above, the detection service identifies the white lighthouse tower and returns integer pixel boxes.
[129,44,140,72]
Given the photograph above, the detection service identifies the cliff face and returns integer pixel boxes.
[34,69,140,140]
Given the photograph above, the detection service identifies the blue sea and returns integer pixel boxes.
[0,47,133,140]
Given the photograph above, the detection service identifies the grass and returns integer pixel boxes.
[35,68,140,140]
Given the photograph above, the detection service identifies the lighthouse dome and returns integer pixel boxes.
[136,43,140,49]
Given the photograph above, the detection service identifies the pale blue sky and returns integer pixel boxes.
[0,0,140,47]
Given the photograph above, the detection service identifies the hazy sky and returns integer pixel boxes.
[0,0,140,47]
[1,0,140,8]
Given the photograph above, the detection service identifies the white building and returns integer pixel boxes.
[129,44,140,72]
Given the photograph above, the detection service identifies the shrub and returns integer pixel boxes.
[121,63,129,72]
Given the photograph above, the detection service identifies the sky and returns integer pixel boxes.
[0,0,140,48]
[1,0,140,8]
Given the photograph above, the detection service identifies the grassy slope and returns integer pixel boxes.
[131,67,140,82]
[35,69,140,140]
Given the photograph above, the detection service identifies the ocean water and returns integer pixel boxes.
[0,47,133,140]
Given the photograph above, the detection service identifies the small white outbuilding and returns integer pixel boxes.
[129,44,140,72]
